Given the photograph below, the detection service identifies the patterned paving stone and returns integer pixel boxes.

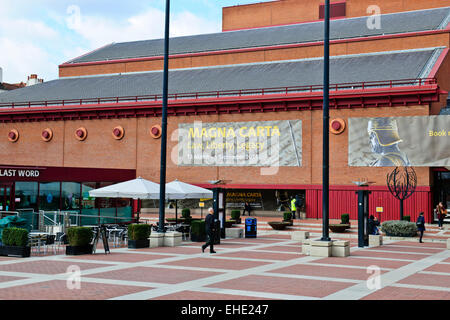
[157,257,271,270]
[368,245,444,254]
[85,266,223,284]
[0,275,26,283]
[129,246,207,255]
[217,250,302,261]
[153,290,271,300]
[207,275,354,298]
[0,280,148,300]
[269,264,388,280]
[65,252,173,263]
[0,260,113,275]
[422,264,450,273]
[350,250,427,261]
[362,286,450,300]
[309,257,411,269]
[254,245,302,253]
[398,273,450,288]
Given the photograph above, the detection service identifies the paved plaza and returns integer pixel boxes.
[0,217,448,300]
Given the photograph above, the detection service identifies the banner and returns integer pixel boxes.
[178,120,302,167]
[348,115,450,167]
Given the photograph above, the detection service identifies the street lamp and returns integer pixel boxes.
[321,0,331,242]
[158,0,171,233]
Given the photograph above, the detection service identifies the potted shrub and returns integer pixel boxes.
[381,220,417,237]
[2,228,30,258]
[182,208,192,224]
[190,220,206,242]
[341,214,351,229]
[283,212,293,226]
[329,224,348,233]
[66,227,94,255]
[268,221,290,230]
[231,210,241,224]
[402,216,411,222]
[128,224,151,249]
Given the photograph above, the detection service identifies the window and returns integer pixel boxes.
[39,182,61,211]
[15,182,38,211]
[319,1,346,20]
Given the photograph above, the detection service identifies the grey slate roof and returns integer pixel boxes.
[64,7,450,64]
[0,48,443,106]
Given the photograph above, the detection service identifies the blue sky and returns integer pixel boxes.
[0,0,273,83]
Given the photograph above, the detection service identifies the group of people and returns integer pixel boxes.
[201,201,447,253]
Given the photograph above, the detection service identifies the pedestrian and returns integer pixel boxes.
[436,202,447,230]
[416,212,426,243]
[290,197,297,219]
[202,207,217,254]
[295,195,303,219]
[368,215,380,235]
[242,202,252,216]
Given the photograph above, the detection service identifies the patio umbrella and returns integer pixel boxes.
[88,177,179,223]
[89,177,178,200]
[165,180,213,223]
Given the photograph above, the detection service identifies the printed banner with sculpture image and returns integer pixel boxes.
[348,115,450,167]
[178,120,302,167]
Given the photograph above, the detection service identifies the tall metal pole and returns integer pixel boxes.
[321,0,331,241]
[158,0,170,233]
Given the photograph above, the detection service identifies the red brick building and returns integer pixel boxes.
[0,0,449,223]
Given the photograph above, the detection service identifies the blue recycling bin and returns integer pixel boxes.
[245,217,257,238]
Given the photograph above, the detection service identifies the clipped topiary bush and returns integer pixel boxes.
[128,224,151,241]
[181,208,191,219]
[190,220,206,242]
[341,214,350,224]
[381,220,418,237]
[283,212,292,221]
[67,227,93,246]
[231,210,241,220]
[2,228,29,247]
[402,216,411,222]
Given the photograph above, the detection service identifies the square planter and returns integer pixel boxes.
[128,239,150,249]
[190,233,206,242]
[66,244,93,256]
[4,246,31,258]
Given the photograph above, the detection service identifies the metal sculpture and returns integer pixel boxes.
[386,166,417,220]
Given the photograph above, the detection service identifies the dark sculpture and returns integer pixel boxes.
[386,167,417,221]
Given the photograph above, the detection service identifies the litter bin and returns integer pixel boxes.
[245,218,257,238]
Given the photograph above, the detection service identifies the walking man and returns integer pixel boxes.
[416,212,426,243]
[202,207,217,254]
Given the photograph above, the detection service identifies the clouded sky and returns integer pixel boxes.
[0,0,272,83]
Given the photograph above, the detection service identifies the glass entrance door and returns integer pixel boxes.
[434,171,450,221]
[0,183,14,212]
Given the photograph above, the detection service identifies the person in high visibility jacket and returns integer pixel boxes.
[291,197,297,219]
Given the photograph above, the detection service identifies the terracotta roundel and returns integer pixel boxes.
[8,129,19,143]
[112,126,125,140]
[150,125,162,139]
[75,127,88,141]
[41,128,53,142]
[330,118,346,135]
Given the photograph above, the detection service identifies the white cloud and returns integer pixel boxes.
[66,6,220,48]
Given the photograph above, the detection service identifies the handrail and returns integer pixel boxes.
[0,78,437,109]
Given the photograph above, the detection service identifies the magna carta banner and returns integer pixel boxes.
[348,115,450,167]
[177,120,302,167]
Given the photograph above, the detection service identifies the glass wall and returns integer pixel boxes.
[81,182,99,226]
[15,182,38,211]
[38,182,61,211]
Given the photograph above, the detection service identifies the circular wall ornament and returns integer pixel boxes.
[112,126,125,140]
[330,118,346,135]
[75,127,88,141]
[150,125,162,139]
[41,128,53,142]
[8,129,19,143]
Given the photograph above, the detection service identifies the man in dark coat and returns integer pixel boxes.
[416,212,426,243]
[202,207,217,254]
